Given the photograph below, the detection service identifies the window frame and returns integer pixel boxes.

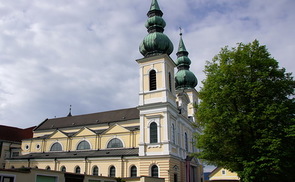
[149,122,158,143]
[107,138,124,149]
[168,72,172,92]
[60,166,66,172]
[109,166,116,177]
[75,166,81,174]
[50,142,63,152]
[76,140,91,150]
[130,165,137,177]
[172,123,175,144]
[151,165,159,177]
[185,132,188,151]
[149,69,157,91]
[92,165,99,176]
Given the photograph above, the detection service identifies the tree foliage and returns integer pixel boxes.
[195,40,295,182]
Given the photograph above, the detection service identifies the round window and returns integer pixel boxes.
[36,144,40,150]
[25,145,29,150]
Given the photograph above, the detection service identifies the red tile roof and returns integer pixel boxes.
[0,125,35,142]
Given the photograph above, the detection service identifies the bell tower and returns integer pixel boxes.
[137,0,178,157]
[136,1,203,181]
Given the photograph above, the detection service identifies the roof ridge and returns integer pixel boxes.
[48,107,138,120]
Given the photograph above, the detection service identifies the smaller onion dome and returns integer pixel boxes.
[139,0,173,57]
[175,33,198,89]
[175,33,191,67]
[175,69,198,89]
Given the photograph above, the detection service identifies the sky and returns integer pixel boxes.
[0,0,294,131]
[1,0,294,173]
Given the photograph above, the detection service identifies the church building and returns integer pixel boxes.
[6,0,203,181]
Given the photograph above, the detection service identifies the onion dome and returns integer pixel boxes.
[175,33,198,89]
[139,0,174,57]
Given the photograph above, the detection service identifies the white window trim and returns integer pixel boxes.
[147,118,161,144]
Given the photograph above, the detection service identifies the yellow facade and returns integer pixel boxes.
[7,54,203,182]
[6,1,203,181]
[209,168,240,181]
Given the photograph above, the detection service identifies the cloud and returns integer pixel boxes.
[0,0,294,128]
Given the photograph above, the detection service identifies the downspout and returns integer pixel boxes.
[121,155,124,178]
[84,157,88,175]
[54,158,57,171]
[28,159,31,168]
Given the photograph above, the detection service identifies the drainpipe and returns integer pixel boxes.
[84,157,88,175]
[121,155,124,178]
[28,159,31,168]
[54,158,57,171]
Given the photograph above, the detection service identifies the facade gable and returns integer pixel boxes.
[74,127,96,137]
[49,130,68,139]
[209,168,240,181]
[103,124,130,135]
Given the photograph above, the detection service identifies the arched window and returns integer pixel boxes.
[92,166,99,176]
[172,124,175,144]
[169,72,172,91]
[107,138,123,148]
[11,166,15,169]
[185,132,188,151]
[109,166,116,177]
[149,70,157,91]
[75,166,81,174]
[151,165,158,177]
[61,166,66,172]
[46,166,51,170]
[130,166,137,177]
[150,122,158,143]
[77,140,90,150]
[50,142,62,151]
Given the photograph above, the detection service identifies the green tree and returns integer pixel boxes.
[195,40,295,182]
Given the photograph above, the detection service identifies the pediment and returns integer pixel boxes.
[74,127,96,137]
[49,130,68,139]
[103,124,130,135]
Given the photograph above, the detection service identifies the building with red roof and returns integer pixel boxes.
[0,125,34,168]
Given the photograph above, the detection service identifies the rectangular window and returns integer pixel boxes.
[0,176,14,182]
[11,152,19,158]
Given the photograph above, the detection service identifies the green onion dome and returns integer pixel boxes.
[175,69,198,89]
[175,33,198,89]
[175,56,191,67]
[139,0,173,57]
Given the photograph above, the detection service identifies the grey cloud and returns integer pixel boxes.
[0,0,294,128]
